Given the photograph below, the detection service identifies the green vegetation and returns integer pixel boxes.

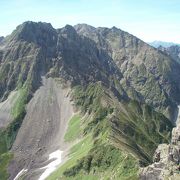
[0,152,13,180]
[0,130,8,155]
[47,83,140,179]
[111,100,173,165]
[63,144,138,180]
[0,85,29,179]
[72,83,113,137]
[47,135,94,180]
[48,133,139,180]
[0,87,28,153]
[46,81,174,179]
[73,83,106,114]
[8,87,28,149]
[73,82,173,162]
[64,114,81,142]
[0,62,11,82]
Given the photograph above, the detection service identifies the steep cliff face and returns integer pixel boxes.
[0,22,179,179]
[53,25,121,86]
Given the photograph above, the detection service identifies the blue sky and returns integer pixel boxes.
[0,0,180,43]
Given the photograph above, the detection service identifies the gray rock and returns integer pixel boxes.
[140,124,180,179]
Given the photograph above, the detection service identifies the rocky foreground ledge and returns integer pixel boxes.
[140,123,180,180]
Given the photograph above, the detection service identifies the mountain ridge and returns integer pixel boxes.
[0,21,179,179]
[149,40,180,48]
[74,23,180,121]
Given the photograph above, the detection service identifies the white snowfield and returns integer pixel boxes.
[176,105,180,125]
[14,169,27,180]
[38,150,63,180]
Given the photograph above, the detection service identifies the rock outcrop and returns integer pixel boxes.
[140,107,180,180]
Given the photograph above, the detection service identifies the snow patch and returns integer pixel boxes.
[14,169,27,180]
[38,150,63,180]
[178,53,180,58]
[176,105,180,125]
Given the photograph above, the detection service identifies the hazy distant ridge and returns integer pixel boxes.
[149,41,180,48]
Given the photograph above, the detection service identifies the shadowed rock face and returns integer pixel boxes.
[0,21,180,179]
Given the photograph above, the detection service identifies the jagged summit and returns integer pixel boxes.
[60,24,78,39]
[6,21,56,45]
[15,21,54,33]
[74,23,97,32]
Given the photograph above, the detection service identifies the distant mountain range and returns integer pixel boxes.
[149,40,180,48]
[148,41,180,64]
[158,45,180,64]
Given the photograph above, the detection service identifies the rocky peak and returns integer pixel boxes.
[60,25,78,40]
[75,24,147,61]
[74,24,99,46]
[55,25,121,86]
[74,24,96,34]
[140,108,180,179]
[0,22,58,100]
[6,21,57,47]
